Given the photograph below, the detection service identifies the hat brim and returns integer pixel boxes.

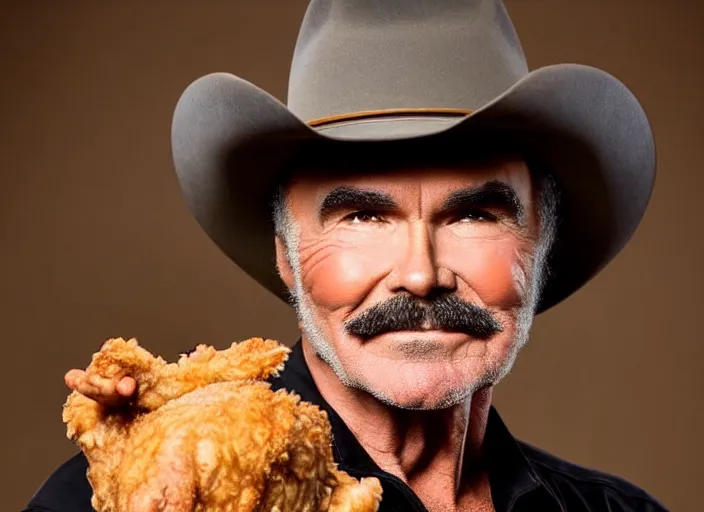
[171,63,655,313]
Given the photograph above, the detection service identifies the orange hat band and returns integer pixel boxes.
[306,108,474,128]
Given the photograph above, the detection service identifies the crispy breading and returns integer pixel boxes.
[63,337,383,512]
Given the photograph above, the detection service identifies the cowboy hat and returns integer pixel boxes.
[170,0,656,313]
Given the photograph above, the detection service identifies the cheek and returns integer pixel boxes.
[443,238,525,308]
[303,245,388,309]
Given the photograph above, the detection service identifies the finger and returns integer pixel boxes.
[75,376,106,401]
[80,387,125,406]
[65,369,105,396]
[65,368,135,406]
[87,373,118,395]
[116,376,137,397]
[76,374,126,405]
[64,369,84,390]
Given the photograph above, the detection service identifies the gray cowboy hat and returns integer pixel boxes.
[171,0,655,313]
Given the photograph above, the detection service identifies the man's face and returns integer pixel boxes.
[276,157,542,410]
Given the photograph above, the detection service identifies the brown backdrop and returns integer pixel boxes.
[2,1,701,510]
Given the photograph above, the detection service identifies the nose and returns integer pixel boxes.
[387,222,456,297]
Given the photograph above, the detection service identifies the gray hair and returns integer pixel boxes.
[528,169,560,304]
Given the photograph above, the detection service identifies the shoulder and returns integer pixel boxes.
[24,452,94,512]
[519,441,670,511]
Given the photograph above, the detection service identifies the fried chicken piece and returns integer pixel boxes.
[62,337,383,512]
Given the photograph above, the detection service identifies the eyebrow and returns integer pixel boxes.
[318,186,398,222]
[441,180,525,224]
[317,180,525,224]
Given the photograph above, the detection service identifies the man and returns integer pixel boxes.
[26,1,667,511]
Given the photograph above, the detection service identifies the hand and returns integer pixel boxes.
[64,368,137,407]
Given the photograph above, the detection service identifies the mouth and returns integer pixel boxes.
[372,330,472,341]
[389,320,460,334]
[363,330,477,361]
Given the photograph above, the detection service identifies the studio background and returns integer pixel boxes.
[1,1,701,510]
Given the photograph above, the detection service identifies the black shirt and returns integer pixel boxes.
[25,340,669,511]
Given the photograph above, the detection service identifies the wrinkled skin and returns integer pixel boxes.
[63,337,383,512]
[274,159,543,510]
[277,160,541,410]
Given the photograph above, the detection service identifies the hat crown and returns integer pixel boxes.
[287,0,529,122]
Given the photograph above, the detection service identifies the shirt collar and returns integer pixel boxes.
[268,340,558,511]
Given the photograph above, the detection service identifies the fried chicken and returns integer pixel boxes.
[62,337,383,512]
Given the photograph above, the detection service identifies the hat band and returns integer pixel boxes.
[306,108,474,128]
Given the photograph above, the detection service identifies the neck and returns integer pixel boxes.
[301,339,493,506]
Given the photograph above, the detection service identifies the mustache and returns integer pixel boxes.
[344,294,503,340]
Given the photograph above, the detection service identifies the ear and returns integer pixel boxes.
[274,235,295,291]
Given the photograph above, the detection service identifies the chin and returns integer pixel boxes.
[370,384,476,411]
[346,352,498,410]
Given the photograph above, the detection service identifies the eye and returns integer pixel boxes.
[343,211,385,224]
[457,210,496,223]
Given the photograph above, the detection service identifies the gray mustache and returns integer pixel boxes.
[344,294,503,340]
